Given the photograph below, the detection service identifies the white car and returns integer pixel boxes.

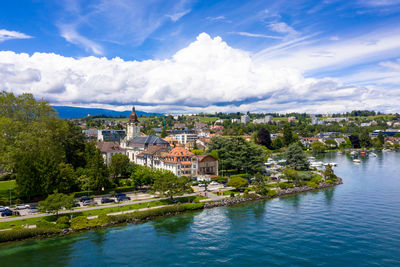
[210,181,219,185]
[16,205,31,210]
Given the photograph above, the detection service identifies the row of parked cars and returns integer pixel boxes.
[0,205,39,217]
[79,193,131,206]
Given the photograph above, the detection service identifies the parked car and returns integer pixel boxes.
[1,209,13,217]
[16,204,30,210]
[12,210,20,216]
[80,196,92,202]
[28,208,39,213]
[198,184,205,187]
[101,197,115,204]
[116,196,131,202]
[0,206,5,212]
[82,200,93,206]
[210,181,219,185]
[115,193,126,198]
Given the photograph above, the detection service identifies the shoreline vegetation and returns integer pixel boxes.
[0,178,342,244]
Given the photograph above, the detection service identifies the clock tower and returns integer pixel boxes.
[126,106,140,139]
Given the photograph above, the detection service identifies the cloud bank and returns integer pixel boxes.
[0,33,399,113]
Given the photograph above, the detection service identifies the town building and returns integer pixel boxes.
[121,107,170,162]
[97,129,126,142]
[174,133,198,145]
[241,114,250,124]
[97,141,125,165]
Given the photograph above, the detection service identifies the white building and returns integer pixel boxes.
[311,117,319,125]
[241,114,250,124]
[174,133,198,144]
[97,141,125,165]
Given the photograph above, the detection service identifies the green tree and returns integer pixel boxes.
[371,137,383,149]
[207,137,264,174]
[283,124,294,146]
[272,136,285,150]
[253,173,268,195]
[349,134,361,148]
[153,171,192,199]
[378,131,385,144]
[311,141,326,153]
[256,128,272,149]
[359,129,372,148]
[84,142,110,191]
[285,143,309,170]
[161,127,168,138]
[38,192,75,217]
[57,163,77,193]
[283,168,301,185]
[109,154,130,183]
[227,177,249,190]
[324,164,337,181]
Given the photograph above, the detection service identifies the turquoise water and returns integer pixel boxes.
[1,152,400,266]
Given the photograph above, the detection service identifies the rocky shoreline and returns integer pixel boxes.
[204,178,343,208]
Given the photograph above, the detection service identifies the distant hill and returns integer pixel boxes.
[52,106,162,119]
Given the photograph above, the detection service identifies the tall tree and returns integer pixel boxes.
[109,154,130,183]
[349,134,361,148]
[84,142,110,191]
[256,128,272,149]
[377,131,385,145]
[285,143,309,170]
[359,129,372,148]
[283,124,294,146]
[208,137,264,174]
[153,171,191,199]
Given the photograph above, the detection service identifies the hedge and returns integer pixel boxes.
[0,228,62,243]
[278,182,294,189]
[110,203,204,225]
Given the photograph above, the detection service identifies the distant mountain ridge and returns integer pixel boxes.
[52,106,161,119]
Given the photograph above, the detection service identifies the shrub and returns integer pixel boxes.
[267,190,278,197]
[278,182,294,189]
[36,220,57,229]
[325,179,334,184]
[212,176,229,183]
[298,172,314,181]
[310,175,322,185]
[70,216,89,230]
[230,192,235,198]
[306,182,319,188]
[56,216,70,225]
[0,228,62,243]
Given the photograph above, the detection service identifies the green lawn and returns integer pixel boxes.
[0,195,205,230]
[0,180,17,203]
[197,116,220,123]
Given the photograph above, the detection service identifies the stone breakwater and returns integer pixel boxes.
[204,178,343,209]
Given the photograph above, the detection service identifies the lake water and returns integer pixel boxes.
[1,152,400,266]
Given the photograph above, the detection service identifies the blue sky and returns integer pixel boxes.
[1,0,400,113]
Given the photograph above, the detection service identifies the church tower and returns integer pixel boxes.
[126,106,140,139]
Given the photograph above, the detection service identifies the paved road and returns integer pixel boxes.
[0,184,233,223]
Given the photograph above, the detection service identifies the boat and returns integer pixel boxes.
[310,161,324,167]
[370,152,377,157]
[350,151,357,156]
[353,159,361,163]
[382,149,391,152]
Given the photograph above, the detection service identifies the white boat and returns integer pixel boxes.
[353,159,361,163]
[324,162,338,166]
[382,149,391,152]
[370,152,377,157]
[308,156,316,161]
[310,161,324,167]
[350,151,357,156]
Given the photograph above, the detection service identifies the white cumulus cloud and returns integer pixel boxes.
[0,33,398,113]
